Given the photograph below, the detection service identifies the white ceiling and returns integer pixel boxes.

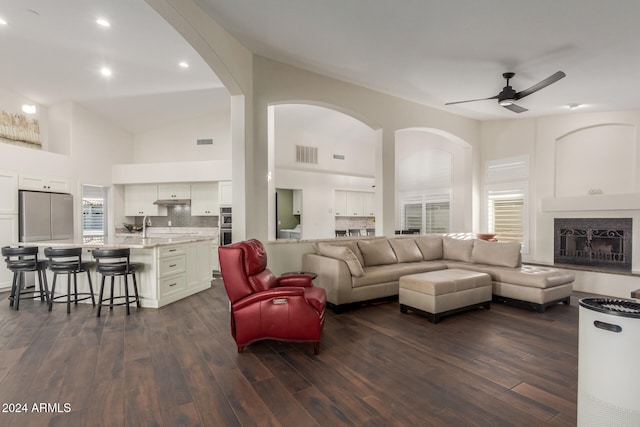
[0,0,226,133]
[3,0,640,132]
[196,0,640,120]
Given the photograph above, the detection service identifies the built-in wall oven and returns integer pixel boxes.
[220,207,232,245]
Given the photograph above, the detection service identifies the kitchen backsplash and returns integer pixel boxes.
[335,217,375,231]
[134,206,219,228]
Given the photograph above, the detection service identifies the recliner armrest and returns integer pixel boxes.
[234,287,306,310]
[277,274,313,288]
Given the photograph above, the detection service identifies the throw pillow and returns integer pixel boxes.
[414,236,443,260]
[314,240,365,266]
[317,243,364,277]
[389,238,423,263]
[357,239,398,266]
[442,236,474,262]
[471,239,522,268]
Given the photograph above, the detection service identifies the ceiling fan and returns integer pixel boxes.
[445,71,566,113]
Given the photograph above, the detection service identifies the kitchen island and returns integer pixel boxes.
[22,233,216,308]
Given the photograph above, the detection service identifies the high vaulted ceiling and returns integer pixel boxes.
[197,0,640,120]
[2,0,640,132]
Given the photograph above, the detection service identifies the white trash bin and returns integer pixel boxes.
[578,298,640,426]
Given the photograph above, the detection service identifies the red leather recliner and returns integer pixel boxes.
[218,239,326,354]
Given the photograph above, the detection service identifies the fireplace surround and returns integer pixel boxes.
[554,218,632,272]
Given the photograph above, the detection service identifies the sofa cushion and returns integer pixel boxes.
[358,239,398,266]
[414,236,443,260]
[316,243,364,277]
[471,239,521,268]
[389,238,423,263]
[442,237,474,262]
[314,240,365,266]
[352,261,447,288]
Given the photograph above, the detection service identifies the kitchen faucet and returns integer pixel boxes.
[142,216,148,238]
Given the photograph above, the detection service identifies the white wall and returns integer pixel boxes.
[275,169,375,240]
[133,110,231,163]
[254,56,481,244]
[395,128,473,232]
[482,110,640,298]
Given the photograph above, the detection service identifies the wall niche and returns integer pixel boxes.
[555,124,637,197]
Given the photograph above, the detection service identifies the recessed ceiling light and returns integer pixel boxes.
[0,18,7,25]
[22,104,37,114]
[100,67,112,77]
[179,61,189,68]
[566,103,583,110]
[96,18,110,27]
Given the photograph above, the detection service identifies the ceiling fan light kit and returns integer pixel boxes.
[446,71,566,113]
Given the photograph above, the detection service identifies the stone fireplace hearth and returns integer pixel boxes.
[554,218,632,272]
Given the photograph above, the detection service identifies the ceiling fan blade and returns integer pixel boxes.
[503,103,528,113]
[445,95,498,106]
[515,71,565,99]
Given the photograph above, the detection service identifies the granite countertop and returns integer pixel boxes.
[20,233,216,249]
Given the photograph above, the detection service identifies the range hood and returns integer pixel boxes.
[153,199,191,206]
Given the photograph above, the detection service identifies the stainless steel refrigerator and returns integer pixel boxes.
[19,190,74,242]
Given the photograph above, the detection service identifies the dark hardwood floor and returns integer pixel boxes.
[0,275,582,426]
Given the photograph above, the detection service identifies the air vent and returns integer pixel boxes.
[295,145,318,164]
[196,138,214,145]
[333,154,345,160]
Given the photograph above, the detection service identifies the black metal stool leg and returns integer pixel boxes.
[97,275,106,317]
[9,273,18,308]
[15,272,23,311]
[86,270,95,306]
[132,273,140,308]
[40,270,50,305]
[73,272,79,306]
[124,274,130,315]
[109,277,115,310]
[66,273,72,314]
[49,273,58,312]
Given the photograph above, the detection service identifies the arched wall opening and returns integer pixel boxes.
[267,102,381,240]
[395,128,473,233]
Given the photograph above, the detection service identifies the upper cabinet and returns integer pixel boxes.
[157,183,191,200]
[293,189,302,215]
[0,170,18,214]
[191,182,219,216]
[335,190,375,217]
[334,190,348,216]
[19,173,69,193]
[219,181,232,206]
[362,192,375,217]
[124,184,166,217]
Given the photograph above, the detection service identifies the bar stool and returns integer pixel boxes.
[44,247,95,314]
[2,246,49,310]
[92,248,141,317]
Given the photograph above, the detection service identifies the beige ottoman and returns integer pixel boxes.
[399,269,492,323]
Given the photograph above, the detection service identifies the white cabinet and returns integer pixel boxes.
[187,241,212,289]
[362,192,375,216]
[158,183,191,200]
[219,181,232,206]
[19,173,69,193]
[158,244,186,299]
[0,214,18,291]
[293,189,302,215]
[124,184,166,216]
[0,170,18,214]
[334,190,348,216]
[335,190,375,217]
[191,182,219,216]
[211,242,219,271]
[346,191,364,216]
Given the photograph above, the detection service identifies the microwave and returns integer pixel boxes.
[220,207,232,228]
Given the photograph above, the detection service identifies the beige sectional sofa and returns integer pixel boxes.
[301,235,575,313]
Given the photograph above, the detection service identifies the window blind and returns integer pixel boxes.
[488,189,524,243]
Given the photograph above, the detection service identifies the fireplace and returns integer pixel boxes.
[554,218,632,272]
